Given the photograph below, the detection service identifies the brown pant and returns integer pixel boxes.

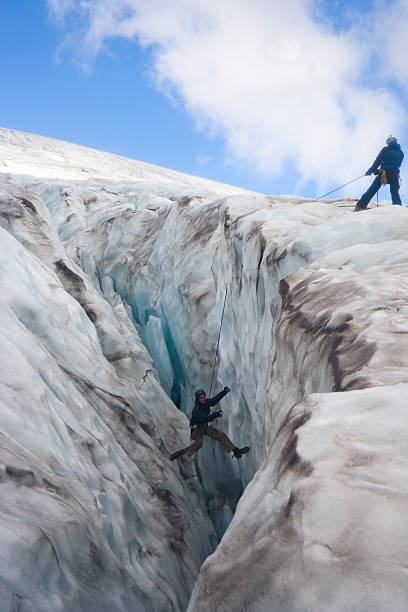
[184,424,235,457]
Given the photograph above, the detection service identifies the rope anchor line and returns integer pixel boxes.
[209,288,228,398]
[312,174,366,202]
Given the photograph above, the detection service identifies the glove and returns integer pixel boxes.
[224,386,230,393]
[209,411,222,421]
[214,410,223,418]
[365,169,373,176]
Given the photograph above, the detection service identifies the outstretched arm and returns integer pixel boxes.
[208,386,230,407]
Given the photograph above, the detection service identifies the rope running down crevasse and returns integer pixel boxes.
[208,289,228,398]
[208,176,365,394]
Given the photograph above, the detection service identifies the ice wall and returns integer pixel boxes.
[189,205,408,611]
[22,178,259,537]
[0,179,217,612]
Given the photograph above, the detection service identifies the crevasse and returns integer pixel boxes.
[2,130,408,610]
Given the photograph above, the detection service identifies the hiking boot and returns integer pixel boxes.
[233,446,250,459]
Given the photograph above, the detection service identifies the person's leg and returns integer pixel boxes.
[388,171,402,204]
[204,427,235,453]
[355,175,381,209]
[183,426,204,457]
[170,427,204,460]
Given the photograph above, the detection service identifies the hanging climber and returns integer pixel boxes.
[354,135,404,211]
[170,387,250,461]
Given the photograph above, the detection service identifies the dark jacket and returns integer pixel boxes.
[368,141,404,174]
[190,388,229,426]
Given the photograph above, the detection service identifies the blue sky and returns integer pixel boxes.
[1,0,408,201]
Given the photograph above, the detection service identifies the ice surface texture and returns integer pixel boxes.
[0,179,217,611]
[1,128,408,611]
[189,204,408,611]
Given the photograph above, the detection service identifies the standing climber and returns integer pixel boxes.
[170,387,250,461]
[355,136,404,211]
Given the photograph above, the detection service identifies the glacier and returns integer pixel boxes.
[1,127,408,611]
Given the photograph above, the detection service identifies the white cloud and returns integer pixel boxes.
[372,0,408,89]
[46,0,408,193]
[47,0,77,22]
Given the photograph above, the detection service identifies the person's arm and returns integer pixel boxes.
[208,387,230,407]
[190,406,215,426]
[366,148,386,174]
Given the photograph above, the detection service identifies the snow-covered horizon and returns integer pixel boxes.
[1,128,408,611]
[0,126,258,195]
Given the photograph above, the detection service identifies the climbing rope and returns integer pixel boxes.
[312,174,366,202]
[208,288,228,397]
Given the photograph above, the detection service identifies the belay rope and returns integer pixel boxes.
[312,174,366,202]
[208,288,228,398]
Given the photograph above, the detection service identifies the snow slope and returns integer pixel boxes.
[1,127,408,611]
[0,127,254,193]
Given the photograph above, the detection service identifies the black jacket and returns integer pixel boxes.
[190,388,229,426]
[367,141,404,174]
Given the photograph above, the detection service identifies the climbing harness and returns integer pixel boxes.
[208,289,228,398]
[312,174,366,202]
